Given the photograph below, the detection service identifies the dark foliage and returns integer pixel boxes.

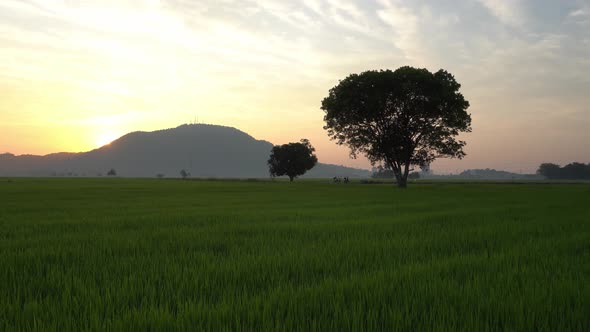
[537,162,590,180]
[180,169,190,179]
[268,139,318,182]
[322,66,471,187]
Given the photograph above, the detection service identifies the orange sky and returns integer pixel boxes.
[1,0,589,173]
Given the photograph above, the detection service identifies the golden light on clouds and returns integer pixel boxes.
[0,0,589,172]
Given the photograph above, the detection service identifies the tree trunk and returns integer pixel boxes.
[397,176,408,188]
[388,160,401,187]
[396,163,410,188]
[393,172,403,187]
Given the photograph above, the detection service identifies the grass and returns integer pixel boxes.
[0,178,589,331]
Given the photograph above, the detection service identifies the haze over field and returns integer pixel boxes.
[1,0,589,172]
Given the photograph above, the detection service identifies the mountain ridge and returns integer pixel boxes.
[0,124,370,178]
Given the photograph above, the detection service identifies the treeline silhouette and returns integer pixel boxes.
[537,162,590,180]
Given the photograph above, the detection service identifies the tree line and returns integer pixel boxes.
[537,162,590,180]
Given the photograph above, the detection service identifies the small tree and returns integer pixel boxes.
[268,139,318,182]
[107,168,117,176]
[180,169,190,179]
[322,67,471,188]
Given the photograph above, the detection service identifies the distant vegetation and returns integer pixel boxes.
[538,162,590,180]
[0,179,588,330]
[370,167,551,181]
[431,168,543,180]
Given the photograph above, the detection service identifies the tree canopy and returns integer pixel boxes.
[322,66,471,187]
[268,139,318,182]
[538,162,590,180]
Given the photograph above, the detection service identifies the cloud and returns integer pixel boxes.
[376,0,419,61]
[0,0,589,171]
[303,0,323,15]
[477,0,526,28]
[568,3,590,26]
[569,9,586,17]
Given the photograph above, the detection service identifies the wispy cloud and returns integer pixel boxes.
[477,0,527,28]
[0,0,589,171]
[376,0,419,61]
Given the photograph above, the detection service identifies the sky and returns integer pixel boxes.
[1,0,589,173]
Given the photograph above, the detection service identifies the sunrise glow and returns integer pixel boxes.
[95,132,119,148]
[1,0,589,172]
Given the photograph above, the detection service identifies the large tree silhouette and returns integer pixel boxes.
[322,67,471,188]
[268,139,318,182]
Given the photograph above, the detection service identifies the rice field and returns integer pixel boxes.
[0,178,589,331]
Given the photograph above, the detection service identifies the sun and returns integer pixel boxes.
[95,132,118,147]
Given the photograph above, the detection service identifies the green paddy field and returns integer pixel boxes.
[1,178,588,331]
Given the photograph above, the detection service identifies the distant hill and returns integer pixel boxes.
[0,124,370,178]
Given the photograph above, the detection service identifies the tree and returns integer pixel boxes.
[537,163,561,179]
[321,67,471,188]
[107,168,117,176]
[268,139,318,182]
[562,162,590,180]
[180,169,190,179]
[537,162,590,180]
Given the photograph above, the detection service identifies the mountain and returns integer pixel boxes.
[0,124,370,178]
